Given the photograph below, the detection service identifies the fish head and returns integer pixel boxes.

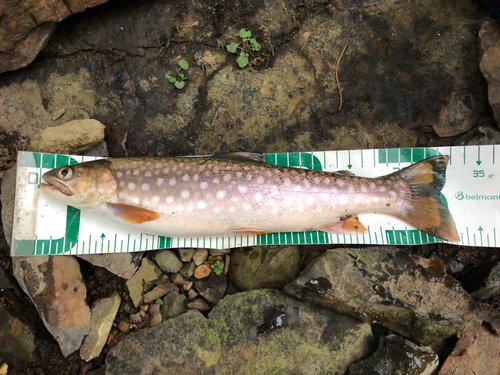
[40,160,117,209]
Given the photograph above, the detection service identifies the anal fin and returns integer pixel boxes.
[318,215,367,235]
[107,203,160,224]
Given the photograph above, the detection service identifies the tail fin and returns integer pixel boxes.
[387,156,459,242]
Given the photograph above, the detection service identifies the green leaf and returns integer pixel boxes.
[178,59,189,70]
[174,80,186,89]
[165,70,172,78]
[168,77,177,83]
[239,28,252,39]
[178,73,185,79]
[249,38,261,51]
[226,43,239,53]
[156,299,164,305]
[237,52,249,68]
[211,261,224,276]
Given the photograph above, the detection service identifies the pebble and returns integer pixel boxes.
[155,273,170,285]
[184,281,194,291]
[172,272,189,286]
[155,250,183,274]
[162,292,188,320]
[149,304,162,327]
[143,283,178,304]
[139,310,146,318]
[209,248,231,256]
[117,321,131,334]
[188,289,198,300]
[194,264,212,279]
[224,255,230,275]
[178,249,196,262]
[195,274,228,305]
[125,258,162,307]
[192,249,209,266]
[140,304,149,312]
[0,363,7,375]
[186,298,211,312]
[179,262,196,279]
[130,313,142,325]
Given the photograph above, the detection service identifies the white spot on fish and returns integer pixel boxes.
[200,182,208,190]
[246,174,253,181]
[236,172,243,178]
[243,203,252,210]
[339,196,348,205]
[166,196,174,204]
[284,178,291,186]
[379,186,387,192]
[119,181,126,187]
[212,177,220,184]
[389,191,397,197]
[257,176,264,183]
[354,196,362,203]
[128,182,136,190]
[337,179,344,187]
[229,207,236,213]
[142,183,150,191]
[182,174,190,181]
[360,185,368,193]
[320,193,329,200]
[223,174,232,181]
[157,178,164,186]
[238,186,247,193]
[169,179,177,186]
[306,196,314,204]
[197,201,207,210]
[156,164,163,170]
[125,170,131,176]
[181,190,190,199]
[323,178,330,185]
[133,170,140,176]
[216,191,226,200]
[348,185,355,193]
[145,172,152,178]
[187,205,193,212]
[304,180,311,187]
[254,193,263,202]
[152,196,160,204]
[372,197,380,202]
[175,204,184,211]
[284,196,293,206]
[314,177,320,184]
[116,171,123,178]
[164,168,170,174]
[294,186,302,192]
[193,174,199,181]
[370,182,376,189]
[132,198,140,205]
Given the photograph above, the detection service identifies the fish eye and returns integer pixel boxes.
[59,167,72,179]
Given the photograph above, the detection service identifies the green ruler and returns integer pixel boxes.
[10,146,500,256]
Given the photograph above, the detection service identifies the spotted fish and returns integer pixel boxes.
[40,153,459,242]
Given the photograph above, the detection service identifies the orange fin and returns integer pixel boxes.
[107,203,160,224]
[386,156,459,242]
[228,228,267,236]
[319,215,368,234]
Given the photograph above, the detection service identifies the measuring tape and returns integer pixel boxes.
[10,146,499,256]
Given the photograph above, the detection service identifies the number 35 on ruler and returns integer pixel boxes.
[473,170,485,177]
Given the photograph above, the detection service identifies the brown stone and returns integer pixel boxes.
[194,264,212,279]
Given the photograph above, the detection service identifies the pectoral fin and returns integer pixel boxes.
[319,215,367,234]
[107,203,160,224]
[228,228,267,236]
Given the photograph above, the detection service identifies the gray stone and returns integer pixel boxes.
[125,258,162,307]
[155,250,183,274]
[178,248,195,262]
[81,139,109,157]
[12,256,91,356]
[229,246,300,291]
[0,303,35,363]
[143,283,177,304]
[77,253,138,280]
[186,298,210,312]
[349,335,438,375]
[192,249,208,266]
[479,20,500,125]
[80,291,121,362]
[471,262,500,301]
[209,248,231,256]
[161,292,188,320]
[284,247,480,345]
[179,262,196,279]
[149,303,162,327]
[194,274,228,305]
[106,289,374,374]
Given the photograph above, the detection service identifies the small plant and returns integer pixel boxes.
[208,6,216,13]
[226,29,261,68]
[211,260,224,276]
[165,59,189,89]
[155,298,164,305]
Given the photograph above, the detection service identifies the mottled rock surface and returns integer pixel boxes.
[77,253,138,280]
[106,289,374,375]
[0,303,36,363]
[1,167,15,246]
[12,255,90,356]
[161,292,188,320]
[479,19,500,125]
[471,262,500,300]
[125,258,161,307]
[155,250,183,274]
[284,247,479,344]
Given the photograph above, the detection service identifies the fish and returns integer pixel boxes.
[40,153,460,242]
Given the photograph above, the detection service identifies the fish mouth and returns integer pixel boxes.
[40,180,73,197]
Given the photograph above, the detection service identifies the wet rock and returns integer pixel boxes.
[194,274,228,305]
[77,253,138,280]
[1,168,16,246]
[143,283,177,304]
[470,262,500,301]
[479,20,500,125]
[106,289,374,374]
[440,324,500,375]
[0,0,110,73]
[186,298,210,312]
[125,258,161,307]
[178,248,195,262]
[80,291,121,362]
[179,262,196,279]
[29,119,105,154]
[155,250,183,274]
[12,256,91,356]
[284,247,479,345]
[349,335,438,375]
[229,246,300,291]
[0,303,36,363]
[161,292,188,320]
[192,249,208,266]
[149,303,162,327]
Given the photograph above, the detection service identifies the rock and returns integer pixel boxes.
[178,248,195,262]
[129,313,142,325]
[186,298,210,312]
[12,256,91,356]
[471,262,500,301]
[349,335,438,375]
[229,246,300,291]
[77,253,138,280]
[1,168,16,246]
[479,20,500,125]
[194,264,212,279]
[125,258,162,307]
[117,321,130,334]
[0,0,110,73]
[192,249,208,266]
[284,247,479,345]
[80,291,121,362]
[0,264,13,290]
[106,289,374,374]
[171,272,189,286]
[209,248,231,257]
[161,292,188,320]
[179,262,196,279]
[29,119,105,154]
[440,324,500,375]
[81,139,109,157]
[0,363,7,375]
[0,303,36,363]
[194,274,228,305]
[143,283,177,304]
[149,303,162,327]
[155,250,183,274]
[187,289,198,300]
